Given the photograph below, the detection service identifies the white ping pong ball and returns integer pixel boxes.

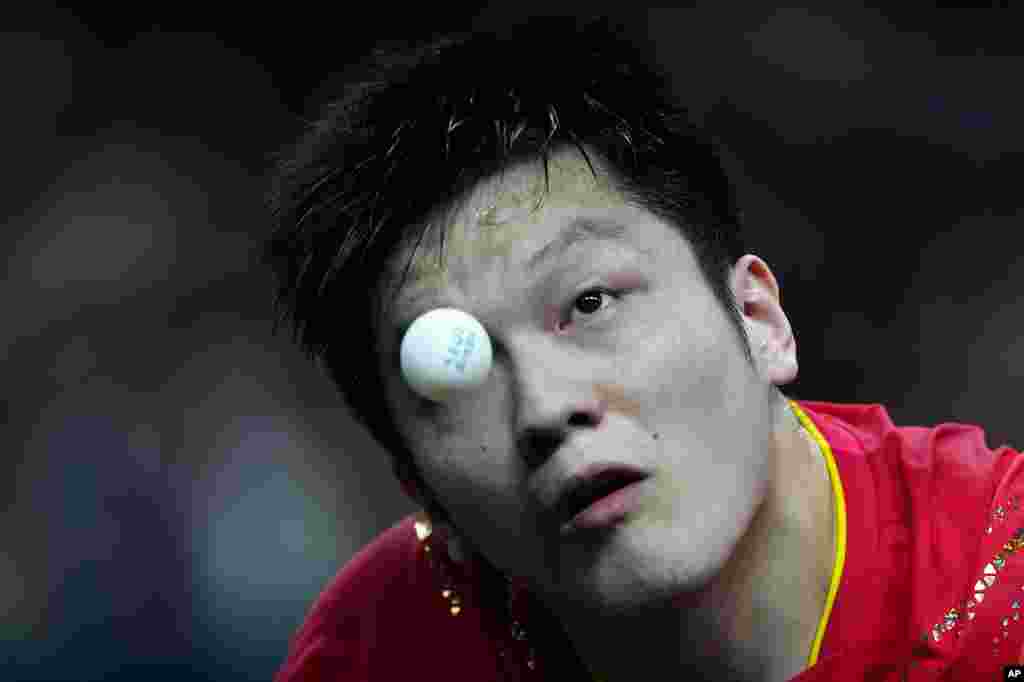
[400,308,494,402]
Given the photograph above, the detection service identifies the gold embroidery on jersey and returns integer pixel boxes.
[923,495,1023,659]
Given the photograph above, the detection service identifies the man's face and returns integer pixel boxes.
[375,147,780,614]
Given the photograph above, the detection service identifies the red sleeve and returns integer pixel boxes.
[274,628,360,682]
[273,515,510,681]
[272,524,402,682]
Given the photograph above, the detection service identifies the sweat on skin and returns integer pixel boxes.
[372,146,835,682]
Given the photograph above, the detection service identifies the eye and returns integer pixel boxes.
[412,394,458,428]
[567,287,619,325]
[415,394,440,409]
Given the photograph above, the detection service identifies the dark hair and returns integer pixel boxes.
[261,14,751,679]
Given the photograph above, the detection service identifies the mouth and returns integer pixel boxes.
[558,468,650,535]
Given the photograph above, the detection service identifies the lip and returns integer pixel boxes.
[552,463,650,533]
[559,477,648,536]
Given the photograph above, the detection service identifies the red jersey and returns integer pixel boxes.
[274,401,1024,680]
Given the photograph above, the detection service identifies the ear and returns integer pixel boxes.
[729,255,798,386]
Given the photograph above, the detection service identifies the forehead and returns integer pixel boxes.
[381,148,630,302]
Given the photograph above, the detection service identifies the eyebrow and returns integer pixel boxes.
[525,216,631,273]
[391,216,634,339]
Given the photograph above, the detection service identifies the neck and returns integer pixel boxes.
[557,398,834,682]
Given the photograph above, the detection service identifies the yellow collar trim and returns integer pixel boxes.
[789,399,848,667]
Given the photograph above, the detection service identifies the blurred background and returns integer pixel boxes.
[2,5,1022,680]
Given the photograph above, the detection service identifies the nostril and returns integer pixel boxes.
[529,429,562,453]
[519,428,563,467]
[568,411,598,427]
[519,406,603,466]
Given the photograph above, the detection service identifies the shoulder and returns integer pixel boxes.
[273,513,506,681]
[273,515,425,681]
[799,399,1024,674]
[797,399,1022,499]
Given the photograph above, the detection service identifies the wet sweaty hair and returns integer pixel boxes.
[260,15,755,679]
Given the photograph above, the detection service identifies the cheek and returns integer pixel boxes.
[417,446,538,575]
[594,382,644,417]
[636,292,723,377]
[404,409,505,506]
[623,293,742,422]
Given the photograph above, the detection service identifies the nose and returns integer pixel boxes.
[516,397,607,469]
